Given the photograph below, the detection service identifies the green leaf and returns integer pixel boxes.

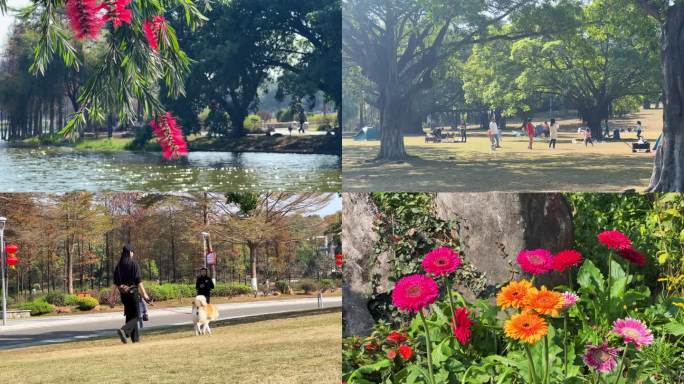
[662,321,684,336]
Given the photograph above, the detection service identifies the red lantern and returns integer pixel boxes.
[335,253,343,260]
[335,259,344,266]
[6,254,18,268]
[6,244,18,254]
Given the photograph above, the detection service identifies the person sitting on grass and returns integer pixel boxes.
[196,267,215,303]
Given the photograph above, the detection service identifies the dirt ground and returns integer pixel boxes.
[343,109,661,192]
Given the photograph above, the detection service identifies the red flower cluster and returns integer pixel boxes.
[66,0,105,40]
[149,112,188,160]
[618,248,646,266]
[387,343,413,361]
[102,0,132,28]
[552,249,584,272]
[598,230,647,266]
[385,331,406,344]
[143,16,167,51]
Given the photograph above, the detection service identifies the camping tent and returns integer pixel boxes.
[353,126,380,141]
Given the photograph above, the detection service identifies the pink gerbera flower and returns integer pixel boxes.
[552,249,584,272]
[391,274,439,313]
[611,318,654,349]
[150,112,188,160]
[618,248,646,266]
[561,291,579,310]
[597,230,632,250]
[143,15,167,51]
[65,0,105,40]
[422,246,461,276]
[516,249,553,275]
[583,341,619,373]
[102,0,133,28]
[451,307,474,345]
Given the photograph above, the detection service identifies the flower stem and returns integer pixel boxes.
[613,344,629,384]
[544,335,550,384]
[563,312,568,378]
[419,310,435,384]
[443,275,458,316]
[525,344,539,384]
[607,252,613,308]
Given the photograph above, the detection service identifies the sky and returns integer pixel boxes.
[0,0,29,51]
[316,194,341,217]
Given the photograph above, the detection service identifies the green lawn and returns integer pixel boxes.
[0,312,341,384]
[344,109,660,192]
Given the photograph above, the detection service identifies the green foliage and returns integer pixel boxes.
[299,278,319,294]
[44,292,66,306]
[145,283,252,301]
[64,294,79,306]
[275,280,291,294]
[75,296,99,311]
[213,283,253,297]
[243,114,262,131]
[19,300,55,316]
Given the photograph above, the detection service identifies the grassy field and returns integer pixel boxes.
[344,108,661,192]
[0,312,341,384]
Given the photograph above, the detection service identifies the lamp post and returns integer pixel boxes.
[1,216,7,326]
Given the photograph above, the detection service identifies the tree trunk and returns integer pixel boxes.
[229,110,246,138]
[647,3,684,191]
[249,243,258,292]
[378,93,408,160]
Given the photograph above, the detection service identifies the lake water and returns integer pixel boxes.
[0,144,341,192]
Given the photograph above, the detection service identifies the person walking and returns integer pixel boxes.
[298,110,307,134]
[488,117,500,150]
[526,118,535,150]
[196,267,215,303]
[549,118,559,149]
[543,121,550,138]
[459,121,467,143]
[584,128,594,147]
[636,121,643,139]
[110,244,149,344]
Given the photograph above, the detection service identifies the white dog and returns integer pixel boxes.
[192,295,219,336]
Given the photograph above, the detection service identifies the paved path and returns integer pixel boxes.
[0,296,341,349]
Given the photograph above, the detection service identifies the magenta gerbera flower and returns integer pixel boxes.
[618,248,647,266]
[451,307,474,345]
[597,230,632,250]
[611,317,654,349]
[516,249,553,275]
[552,249,584,272]
[422,246,461,276]
[561,291,579,310]
[583,341,619,373]
[391,274,439,313]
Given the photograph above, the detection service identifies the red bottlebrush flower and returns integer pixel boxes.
[618,248,646,266]
[65,0,105,40]
[422,246,461,276]
[102,0,132,28]
[386,331,406,344]
[143,15,167,51]
[451,307,474,345]
[398,344,413,360]
[149,112,188,160]
[552,249,584,272]
[597,230,632,250]
[390,274,439,313]
[387,349,397,360]
[516,249,553,275]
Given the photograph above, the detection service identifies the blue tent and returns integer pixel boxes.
[353,126,380,141]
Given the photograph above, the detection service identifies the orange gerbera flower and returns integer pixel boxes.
[504,311,548,344]
[524,286,564,317]
[496,279,532,310]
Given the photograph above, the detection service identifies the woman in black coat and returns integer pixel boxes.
[110,244,150,343]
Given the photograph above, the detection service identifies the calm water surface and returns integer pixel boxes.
[0,144,341,192]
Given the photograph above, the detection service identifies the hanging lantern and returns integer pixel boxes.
[5,243,19,269]
[335,253,344,267]
[6,244,18,254]
[6,254,18,269]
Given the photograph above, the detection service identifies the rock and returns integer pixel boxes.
[342,193,381,337]
[55,306,72,314]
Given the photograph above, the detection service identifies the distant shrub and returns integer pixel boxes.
[275,280,290,294]
[98,288,117,305]
[244,114,262,131]
[75,296,99,310]
[64,294,79,306]
[19,300,55,316]
[44,292,66,306]
[299,279,319,294]
[276,108,295,122]
[214,283,252,297]
[319,279,335,292]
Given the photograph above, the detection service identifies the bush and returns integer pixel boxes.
[75,296,99,311]
[64,294,79,306]
[275,280,291,294]
[44,292,66,306]
[276,108,295,122]
[244,114,262,131]
[299,279,319,294]
[98,288,117,305]
[319,279,335,292]
[19,300,55,316]
[214,283,253,297]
